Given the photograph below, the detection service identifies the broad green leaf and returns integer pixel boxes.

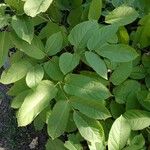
[34,115,45,131]
[26,65,44,88]
[105,5,139,26]
[45,32,63,56]
[117,26,129,44]
[88,0,102,20]
[48,100,70,139]
[7,78,29,96]
[110,101,125,119]
[0,4,7,14]
[46,138,66,150]
[0,32,10,68]
[44,56,64,81]
[137,90,150,111]
[0,14,9,29]
[85,51,108,80]
[97,44,138,62]
[64,74,111,101]
[73,111,104,143]
[71,97,111,120]
[110,61,132,85]
[11,90,29,109]
[130,134,145,148]
[113,80,141,104]
[87,25,118,51]
[133,14,150,48]
[66,113,77,133]
[142,53,150,68]
[123,110,150,130]
[64,134,83,150]
[67,7,82,26]
[111,0,135,7]
[68,20,99,48]
[47,3,62,23]
[108,115,131,150]
[55,0,82,11]
[130,65,146,79]
[39,22,61,39]
[59,52,80,75]
[5,0,24,14]
[24,0,53,17]
[88,141,105,150]
[12,15,34,44]
[17,80,58,126]
[11,32,46,59]
[0,4,9,28]
[80,71,109,86]
[34,107,50,131]
[0,59,32,84]
[145,75,150,89]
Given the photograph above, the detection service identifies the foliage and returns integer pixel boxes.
[0,0,150,149]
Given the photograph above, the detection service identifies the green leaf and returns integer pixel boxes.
[11,90,29,109]
[0,59,32,84]
[64,134,83,150]
[85,51,108,80]
[0,4,10,28]
[137,90,150,111]
[97,44,138,62]
[7,78,29,96]
[68,20,99,48]
[110,61,132,85]
[44,56,64,81]
[117,26,129,44]
[26,65,44,88]
[5,0,24,14]
[110,101,125,119]
[64,74,111,101]
[67,7,82,26]
[48,100,70,139]
[0,32,10,68]
[34,107,50,131]
[59,52,80,75]
[113,80,141,104]
[123,110,150,130]
[133,14,150,48]
[12,15,34,44]
[105,5,139,26]
[39,22,61,39]
[130,65,146,79]
[45,32,63,56]
[11,32,46,59]
[73,111,104,143]
[46,138,66,150]
[17,80,58,126]
[0,14,9,29]
[71,97,111,120]
[87,25,118,51]
[88,141,105,150]
[88,0,102,20]
[130,134,145,148]
[24,0,53,17]
[108,115,131,150]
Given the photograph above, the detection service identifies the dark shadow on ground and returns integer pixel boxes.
[0,84,48,150]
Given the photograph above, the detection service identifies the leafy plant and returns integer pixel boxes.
[0,0,150,149]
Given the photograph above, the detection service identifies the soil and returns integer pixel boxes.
[0,84,48,150]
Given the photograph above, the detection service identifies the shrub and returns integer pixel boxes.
[0,0,150,149]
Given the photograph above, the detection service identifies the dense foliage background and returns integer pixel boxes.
[0,0,150,149]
